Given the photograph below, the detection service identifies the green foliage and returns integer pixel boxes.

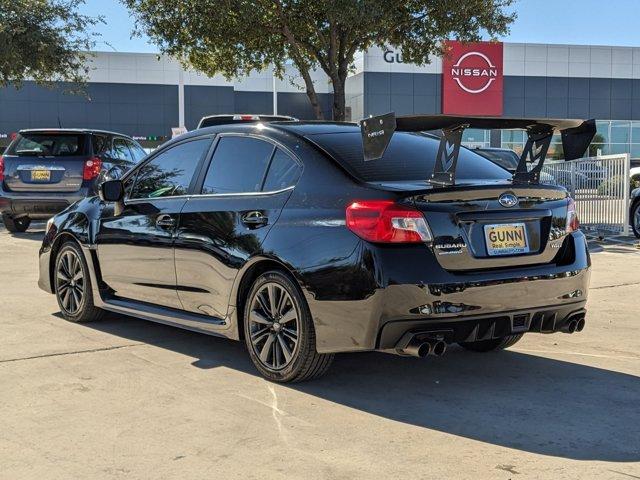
[122,0,515,120]
[596,174,636,197]
[0,0,102,88]
[588,133,606,157]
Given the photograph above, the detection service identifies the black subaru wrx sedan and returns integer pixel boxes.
[38,114,594,382]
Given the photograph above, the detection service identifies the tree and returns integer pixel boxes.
[123,1,515,121]
[588,133,606,157]
[0,0,102,88]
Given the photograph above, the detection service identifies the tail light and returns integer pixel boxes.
[83,157,102,181]
[0,156,4,182]
[346,200,433,243]
[566,197,579,233]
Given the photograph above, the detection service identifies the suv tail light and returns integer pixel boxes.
[566,197,579,233]
[0,155,4,182]
[83,157,102,181]
[346,200,433,243]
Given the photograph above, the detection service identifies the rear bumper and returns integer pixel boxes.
[303,231,591,354]
[0,188,88,218]
[378,303,587,350]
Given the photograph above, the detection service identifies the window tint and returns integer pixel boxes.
[91,134,108,155]
[263,148,301,191]
[8,133,86,156]
[202,136,274,194]
[310,132,511,182]
[127,140,147,162]
[112,138,134,163]
[130,138,211,199]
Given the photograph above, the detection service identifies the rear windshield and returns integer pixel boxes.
[475,149,520,171]
[309,132,511,182]
[7,133,87,157]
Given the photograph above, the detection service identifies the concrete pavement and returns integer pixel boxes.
[0,224,639,479]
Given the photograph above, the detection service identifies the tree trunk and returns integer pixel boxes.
[331,68,348,121]
[297,65,324,120]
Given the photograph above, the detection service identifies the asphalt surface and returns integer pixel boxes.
[1,224,639,479]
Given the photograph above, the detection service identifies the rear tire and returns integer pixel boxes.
[631,201,640,239]
[54,241,104,323]
[2,214,30,233]
[243,270,334,383]
[458,333,524,352]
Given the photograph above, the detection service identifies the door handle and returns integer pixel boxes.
[241,211,268,228]
[156,214,176,229]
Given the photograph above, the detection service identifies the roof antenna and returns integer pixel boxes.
[57,115,62,128]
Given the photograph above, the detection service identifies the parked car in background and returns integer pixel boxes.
[631,166,640,189]
[0,129,146,232]
[631,187,640,238]
[196,114,297,129]
[474,147,556,184]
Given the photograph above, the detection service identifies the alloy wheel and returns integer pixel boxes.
[634,204,640,234]
[56,250,85,315]
[248,282,300,371]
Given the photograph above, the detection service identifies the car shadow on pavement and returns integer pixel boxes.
[82,312,640,463]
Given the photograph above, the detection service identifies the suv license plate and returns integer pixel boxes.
[31,170,51,181]
[484,223,529,256]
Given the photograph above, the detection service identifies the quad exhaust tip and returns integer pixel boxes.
[561,315,586,334]
[396,338,447,358]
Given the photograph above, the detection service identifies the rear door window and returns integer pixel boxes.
[130,138,212,199]
[126,140,147,162]
[112,138,135,163]
[262,148,301,191]
[201,136,274,194]
[7,133,87,157]
[91,134,109,155]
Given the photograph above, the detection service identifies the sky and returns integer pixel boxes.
[81,0,640,54]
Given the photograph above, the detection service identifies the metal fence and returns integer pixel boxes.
[542,154,631,236]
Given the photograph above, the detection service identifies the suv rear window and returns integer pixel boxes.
[7,133,87,157]
[308,132,511,182]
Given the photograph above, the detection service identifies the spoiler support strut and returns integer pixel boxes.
[359,113,596,187]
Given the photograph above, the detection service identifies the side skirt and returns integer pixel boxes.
[79,244,240,340]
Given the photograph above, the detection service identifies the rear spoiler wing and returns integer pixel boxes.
[359,113,596,186]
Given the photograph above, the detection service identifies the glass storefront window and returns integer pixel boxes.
[595,121,610,143]
[461,129,489,147]
[631,121,640,143]
[501,130,525,143]
[610,121,631,144]
[610,143,631,154]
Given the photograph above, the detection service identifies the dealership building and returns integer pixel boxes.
[2,41,640,159]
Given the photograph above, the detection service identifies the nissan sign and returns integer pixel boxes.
[442,41,503,116]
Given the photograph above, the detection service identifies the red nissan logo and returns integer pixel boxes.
[450,51,499,94]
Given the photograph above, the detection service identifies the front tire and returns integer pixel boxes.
[458,333,524,352]
[2,214,30,233]
[54,241,104,323]
[243,270,334,383]
[631,201,640,238]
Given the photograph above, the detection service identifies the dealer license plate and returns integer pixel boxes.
[484,223,529,256]
[31,170,51,181]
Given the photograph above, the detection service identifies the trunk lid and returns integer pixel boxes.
[394,182,572,271]
[2,132,90,193]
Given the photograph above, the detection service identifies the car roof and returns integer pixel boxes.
[270,121,360,135]
[19,128,134,138]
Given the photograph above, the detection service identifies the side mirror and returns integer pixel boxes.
[99,180,124,202]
